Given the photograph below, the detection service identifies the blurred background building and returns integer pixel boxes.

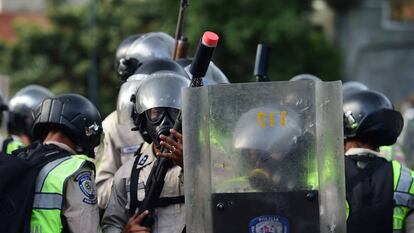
[312,0,414,105]
[0,0,46,42]
[328,0,414,105]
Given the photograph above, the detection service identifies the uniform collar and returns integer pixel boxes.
[44,141,77,155]
[135,142,156,168]
[345,147,382,157]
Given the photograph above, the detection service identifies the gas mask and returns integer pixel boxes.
[143,107,180,148]
[240,149,292,192]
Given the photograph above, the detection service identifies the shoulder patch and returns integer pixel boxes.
[77,171,97,205]
[138,155,149,166]
[121,144,141,155]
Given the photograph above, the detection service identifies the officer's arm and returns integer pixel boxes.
[96,125,123,210]
[63,167,102,233]
[101,167,130,233]
[405,212,414,233]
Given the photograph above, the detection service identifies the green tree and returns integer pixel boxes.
[0,0,341,117]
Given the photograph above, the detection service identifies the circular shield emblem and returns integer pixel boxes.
[77,172,97,204]
[249,215,289,233]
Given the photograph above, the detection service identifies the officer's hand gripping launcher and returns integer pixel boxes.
[136,31,219,227]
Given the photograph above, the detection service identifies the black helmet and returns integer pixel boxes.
[343,90,403,146]
[115,32,175,81]
[8,85,53,139]
[32,94,102,156]
[342,81,369,99]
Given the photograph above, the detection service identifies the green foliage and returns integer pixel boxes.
[325,0,361,11]
[0,0,341,117]
[179,0,341,82]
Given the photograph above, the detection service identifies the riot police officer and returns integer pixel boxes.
[26,93,103,233]
[343,89,414,233]
[2,85,53,154]
[95,32,175,210]
[0,91,8,145]
[101,68,189,233]
[231,106,309,192]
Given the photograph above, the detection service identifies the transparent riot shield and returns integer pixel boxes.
[183,61,230,85]
[182,81,345,233]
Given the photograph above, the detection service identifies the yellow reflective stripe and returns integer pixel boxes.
[345,200,349,219]
[35,157,71,192]
[410,170,414,194]
[31,209,61,233]
[31,154,91,233]
[393,160,402,191]
[394,206,409,230]
[392,160,414,231]
[6,140,25,154]
[41,156,88,194]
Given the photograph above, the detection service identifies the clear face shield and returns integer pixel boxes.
[134,73,190,145]
[145,107,180,123]
[116,75,149,124]
[134,72,190,115]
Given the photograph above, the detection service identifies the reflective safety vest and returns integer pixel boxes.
[2,137,25,155]
[345,160,414,232]
[30,154,92,233]
[380,145,405,165]
[392,160,414,232]
[7,140,24,154]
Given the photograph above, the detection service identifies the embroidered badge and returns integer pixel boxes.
[249,215,289,233]
[138,155,149,166]
[77,172,97,205]
[121,144,141,155]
